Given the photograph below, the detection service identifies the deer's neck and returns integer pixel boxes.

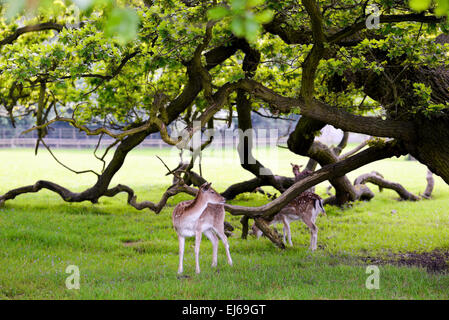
[187,193,209,217]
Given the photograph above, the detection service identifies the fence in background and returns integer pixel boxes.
[0,126,367,149]
[0,127,166,149]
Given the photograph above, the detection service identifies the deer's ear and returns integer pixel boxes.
[200,182,212,190]
[290,163,295,167]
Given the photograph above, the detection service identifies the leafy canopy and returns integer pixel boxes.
[1,0,448,134]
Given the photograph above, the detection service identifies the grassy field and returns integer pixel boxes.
[1,146,449,299]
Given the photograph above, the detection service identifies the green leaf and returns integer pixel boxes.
[207,6,230,20]
[409,0,432,12]
[244,18,260,41]
[255,9,274,23]
[435,0,449,16]
[231,0,246,11]
[247,0,265,7]
[231,16,245,37]
[105,7,140,44]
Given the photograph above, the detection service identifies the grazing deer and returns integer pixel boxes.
[172,182,233,274]
[252,192,325,250]
[252,163,325,250]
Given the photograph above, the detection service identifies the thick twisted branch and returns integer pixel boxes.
[103,183,197,213]
[354,171,420,201]
[224,140,406,218]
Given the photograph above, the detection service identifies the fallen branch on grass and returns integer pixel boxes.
[354,171,420,201]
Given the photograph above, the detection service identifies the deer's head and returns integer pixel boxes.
[199,182,225,204]
[291,163,303,175]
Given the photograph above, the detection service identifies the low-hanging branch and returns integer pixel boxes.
[40,138,100,177]
[103,183,197,213]
[239,79,416,141]
[195,78,416,142]
[223,140,406,218]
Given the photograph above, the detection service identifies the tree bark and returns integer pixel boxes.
[235,89,287,193]
[406,118,449,186]
[254,217,285,249]
[240,216,250,240]
[221,176,295,200]
[422,170,434,199]
[287,116,358,205]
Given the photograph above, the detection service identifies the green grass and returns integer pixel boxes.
[1,146,449,299]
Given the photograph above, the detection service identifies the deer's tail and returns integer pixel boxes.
[315,198,326,216]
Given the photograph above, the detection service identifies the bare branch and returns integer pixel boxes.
[103,183,196,213]
[93,134,120,173]
[40,139,100,177]
[340,138,371,159]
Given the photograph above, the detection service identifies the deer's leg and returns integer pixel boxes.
[214,228,233,267]
[204,230,218,267]
[282,224,287,244]
[177,234,185,274]
[302,218,318,251]
[311,227,318,251]
[282,217,293,247]
[253,223,262,239]
[194,230,203,274]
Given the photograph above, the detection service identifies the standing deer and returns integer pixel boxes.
[291,163,314,192]
[252,164,325,250]
[172,182,233,274]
